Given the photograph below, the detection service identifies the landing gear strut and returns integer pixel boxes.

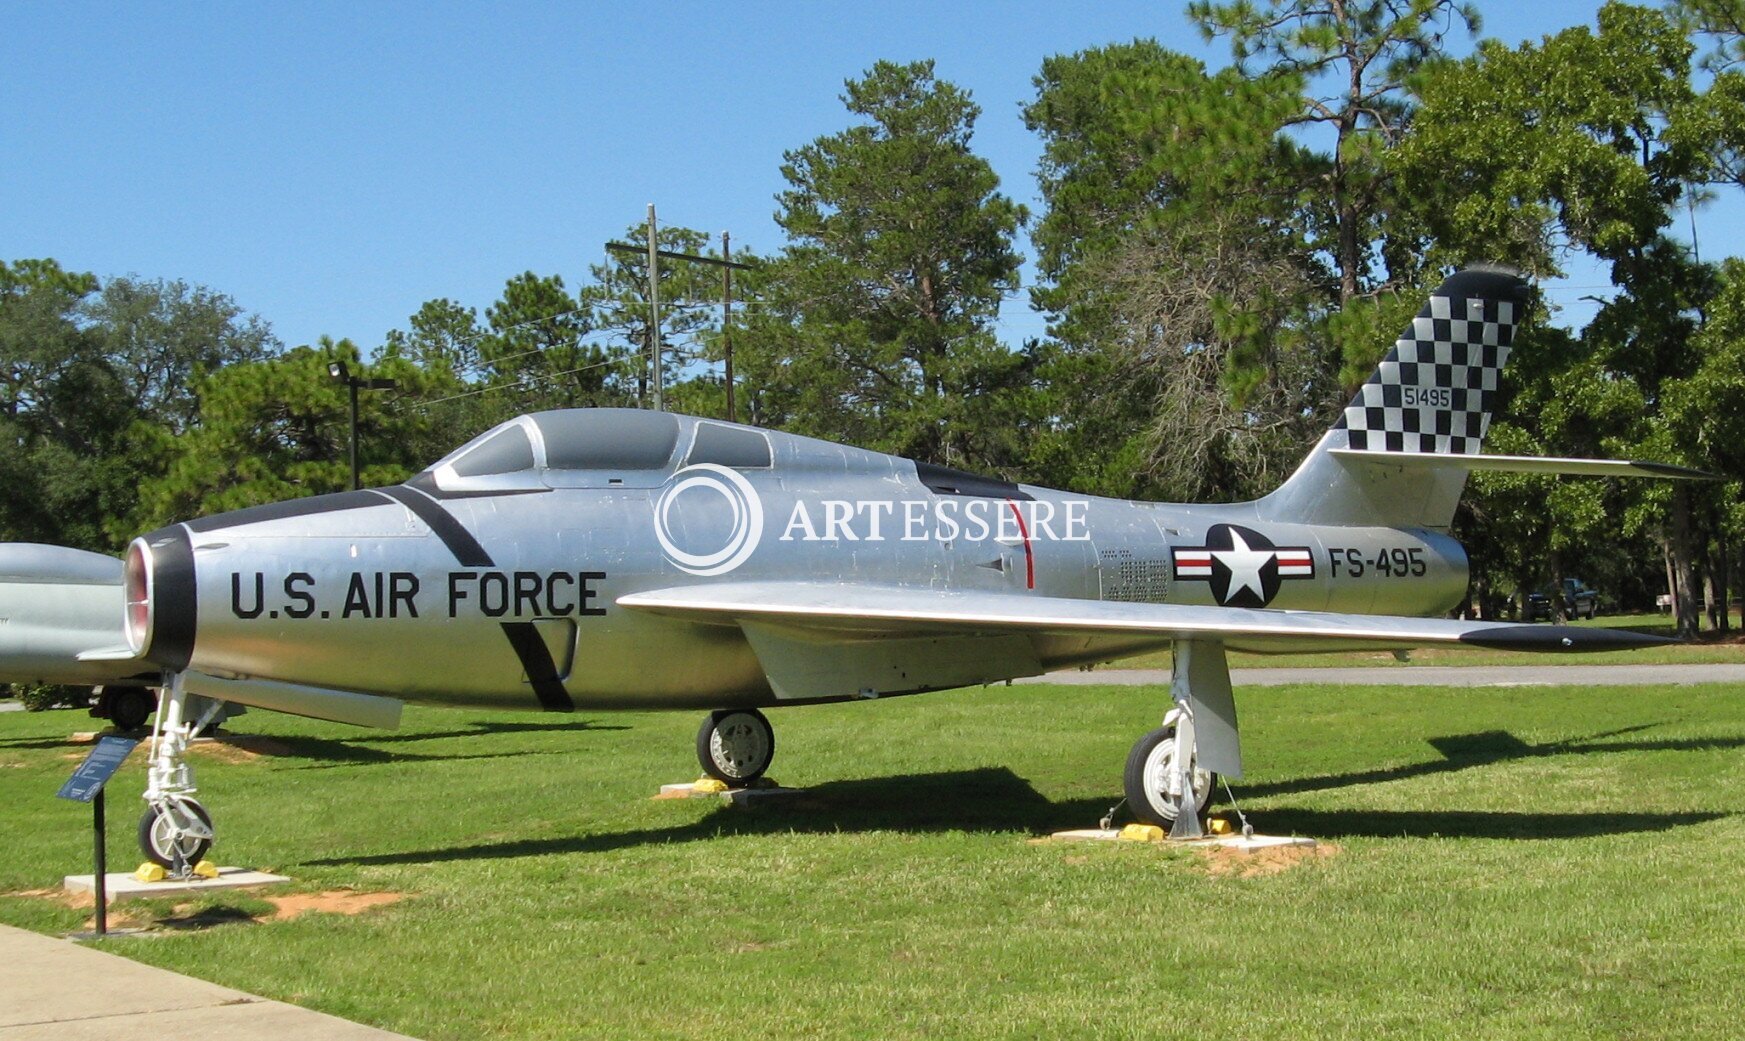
[1121,640,1244,839]
[696,708,775,785]
[138,673,218,868]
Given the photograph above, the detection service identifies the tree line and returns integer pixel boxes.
[4,1,1743,637]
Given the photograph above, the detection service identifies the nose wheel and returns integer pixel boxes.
[139,797,214,869]
[697,708,775,785]
[138,672,222,868]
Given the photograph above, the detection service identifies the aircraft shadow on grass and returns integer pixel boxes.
[1239,725,1745,800]
[0,717,628,761]
[280,719,633,769]
[305,752,1729,869]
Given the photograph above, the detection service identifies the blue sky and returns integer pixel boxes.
[2,1,1731,354]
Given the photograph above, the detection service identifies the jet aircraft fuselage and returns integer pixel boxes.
[126,408,1470,712]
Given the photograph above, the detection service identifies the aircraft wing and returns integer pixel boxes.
[619,582,1670,701]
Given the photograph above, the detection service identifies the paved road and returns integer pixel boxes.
[1030,663,1745,687]
[0,923,416,1040]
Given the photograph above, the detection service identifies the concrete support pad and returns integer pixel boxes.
[1047,828,1317,852]
[64,868,290,903]
[654,780,812,809]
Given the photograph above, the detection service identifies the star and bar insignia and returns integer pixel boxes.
[1171,524,1314,608]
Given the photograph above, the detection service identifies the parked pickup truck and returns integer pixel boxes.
[1524,578,1603,621]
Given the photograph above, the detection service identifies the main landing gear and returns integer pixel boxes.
[137,672,221,868]
[696,708,775,785]
[1123,710,1218,831]
[1120,640,1244,839]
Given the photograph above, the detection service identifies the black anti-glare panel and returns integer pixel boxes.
[914,460,1032,500]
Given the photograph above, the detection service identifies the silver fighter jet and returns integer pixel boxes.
[44,268,1706,864]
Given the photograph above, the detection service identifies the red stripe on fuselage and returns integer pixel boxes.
[1007,501,1034,589]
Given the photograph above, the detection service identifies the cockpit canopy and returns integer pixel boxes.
[423,409,773,492]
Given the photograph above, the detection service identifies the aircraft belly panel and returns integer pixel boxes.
[739,621,1043,700]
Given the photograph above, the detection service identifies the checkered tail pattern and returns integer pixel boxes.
[1334,269,1529,455]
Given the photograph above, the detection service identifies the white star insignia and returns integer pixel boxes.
[1212,529,1272,604]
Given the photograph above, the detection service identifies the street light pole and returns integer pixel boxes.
[327,360,398,491]
[345,378,360,490]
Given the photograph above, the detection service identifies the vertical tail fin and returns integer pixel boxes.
[1256,267,1531,530]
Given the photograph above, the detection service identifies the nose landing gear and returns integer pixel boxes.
[137,672,218,868]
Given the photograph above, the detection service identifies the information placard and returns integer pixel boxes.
[56,736,139,803]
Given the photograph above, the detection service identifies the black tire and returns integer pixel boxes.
[1122,725,1218,828]
[107,687,154,732]
[138,800,213,868]
[696,708,775,785]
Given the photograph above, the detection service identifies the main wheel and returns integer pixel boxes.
[138,799,214,868]
[1123,725,1217,827]
[696,709,775,785]
[107,687,154,732]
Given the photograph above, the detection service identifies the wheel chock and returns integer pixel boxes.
[1207,817,1234,835]
[133,862,167,883]
[1119,824,1166,842]
[692,777,729,794]
[192,860,220,879]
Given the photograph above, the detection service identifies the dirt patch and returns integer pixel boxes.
[263,890,405,920]
[1197,841,1338,878]
[10,886,86,907]
[7,887,147,930]
[10,886,404,929]
[186,734,299,763]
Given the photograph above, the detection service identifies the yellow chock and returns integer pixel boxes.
[692,778,729,794]
[1119,824,1166,843]
[192,860,220,879]
[134,862,167,883]
[1207,817,1233,836]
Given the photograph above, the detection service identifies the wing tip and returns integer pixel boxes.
[1459,625,1676,653]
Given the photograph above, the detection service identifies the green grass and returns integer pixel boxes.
[3,679,1743,1040]
[1109,611,1745,670]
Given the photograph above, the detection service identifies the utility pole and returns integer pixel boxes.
[647,204,662,412]
[606,220,755,420]
[722,230,735,423]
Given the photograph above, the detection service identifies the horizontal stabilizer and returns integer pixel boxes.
[1330,448,1717,480]
[620,582,1671,657]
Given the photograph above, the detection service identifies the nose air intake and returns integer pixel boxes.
[124,527,198,671]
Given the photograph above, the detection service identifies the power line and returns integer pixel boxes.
[409,355,630,410]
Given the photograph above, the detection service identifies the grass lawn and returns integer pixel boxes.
[2,678,1743,1040]
[1110,612,1745,670]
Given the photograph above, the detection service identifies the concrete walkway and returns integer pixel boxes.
[1031,663,1745,687]
[0,923,416,1040]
